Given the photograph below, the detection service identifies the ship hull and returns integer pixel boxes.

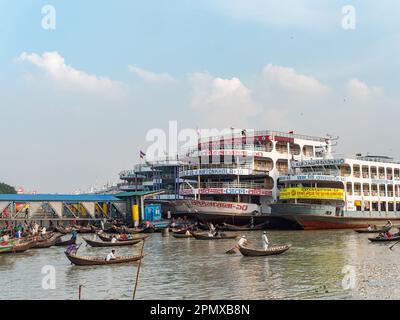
[169,199,299,229]
[271,203,400,230]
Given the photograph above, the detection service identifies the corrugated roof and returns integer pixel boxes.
[0,194,121,202]
[114,190,165,197]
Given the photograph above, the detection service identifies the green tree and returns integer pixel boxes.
[0,182,17,194]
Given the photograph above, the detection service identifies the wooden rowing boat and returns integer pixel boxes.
[191,232,238,240]
[0,240,37,254]
[65,252,143,266]
[33,235,59,249]
[84,237,142,247]
[55,237,77,246]
[56,226,73,234]
[173,233,193,239]
[96,232,149,242]
[355,226,392,234]
[368,236,400,242]
[238,244,291,256]
[112,226,143,234]
[222,222,267,231]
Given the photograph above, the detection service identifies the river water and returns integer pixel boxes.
[1,230,399,300]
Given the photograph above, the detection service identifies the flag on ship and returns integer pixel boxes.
[140,150,146,159]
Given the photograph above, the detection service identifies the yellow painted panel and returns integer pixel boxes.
[280,188,344,200]
[132,204,139,223]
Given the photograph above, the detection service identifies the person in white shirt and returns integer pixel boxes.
[237,235,248,247]
[367,225,372,231]
[111,235,117,243]
[262,231,269,251]
[41,227,47,235]
[106,250,116,261]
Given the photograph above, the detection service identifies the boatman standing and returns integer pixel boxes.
[262,231,269,251]
[237,235,248,247]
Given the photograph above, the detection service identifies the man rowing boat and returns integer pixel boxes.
[106,250,116,261]
[262,231,269,251]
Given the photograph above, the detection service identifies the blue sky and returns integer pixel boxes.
[1,0,399,192]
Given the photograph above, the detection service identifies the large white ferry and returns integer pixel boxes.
[271,153,400,230]
[172,129,331,226]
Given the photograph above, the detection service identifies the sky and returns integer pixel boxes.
[0,0,399,193]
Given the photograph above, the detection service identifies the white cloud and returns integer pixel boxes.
[346,78,384,101]
[18,52,125,98]
[262,63,329,96]
[189,72,261,128]
[128,65,175,83]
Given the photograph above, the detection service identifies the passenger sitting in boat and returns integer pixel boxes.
[185,230,191,236]
[237,235,248,247]
[386,231,392,239]
[71,230,78,240]
[120,233,128,241]
[385,220,393,230]
[111,235,117,243]
[41,227,47,235]
[209,222,216,236]
[262,231,269,251]
[367,225,372,231]
[106,250,116,261]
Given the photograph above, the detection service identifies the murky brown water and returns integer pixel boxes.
[1,230,399,300]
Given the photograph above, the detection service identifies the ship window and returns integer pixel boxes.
[371,184,378,196]
[381,202,386,211]
[353,165,361,178]
[276,159,289,174]
[387,168,393,180]
[289,143,301,155]
[340,164,351,177]
[363,183,370,196]
[362,166,369,178]
[388,185,394,197]
[379,185,386,197]
[346,182,353,195]
[395,169,400,180]
[379,167,385,179]
[302,145,314,157]
[265,141,273,152]
[276,141,288,154]
[371,167,377,179]
[372,202,379,211]
[354,183,361,196]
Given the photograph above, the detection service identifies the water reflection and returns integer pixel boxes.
[0,230,399,299]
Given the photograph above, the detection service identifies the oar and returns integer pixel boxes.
[225,244,238,254]
[389,240,400,250]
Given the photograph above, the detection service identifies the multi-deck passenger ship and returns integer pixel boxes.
[173,130,329,226]
[271,153,400,229]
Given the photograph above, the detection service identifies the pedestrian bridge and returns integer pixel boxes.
[0,194,125,221]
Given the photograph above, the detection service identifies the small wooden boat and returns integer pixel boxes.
[56,226,73,234]
[173,233,193,239]
[84,237,142,247]
[238,245,291,257]
[368,236,400,242]
[0,240,37,254]
[355,229,387,234]
[33,235,59,249]
[75,226,95,234]
[65,252,143,266]
[55,237,77,246]
[222,222,267,231]
[96,232,148,242]
[192,232,238,240]
[112,226,143,234]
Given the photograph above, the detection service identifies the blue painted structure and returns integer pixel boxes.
[144,204,162,221]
